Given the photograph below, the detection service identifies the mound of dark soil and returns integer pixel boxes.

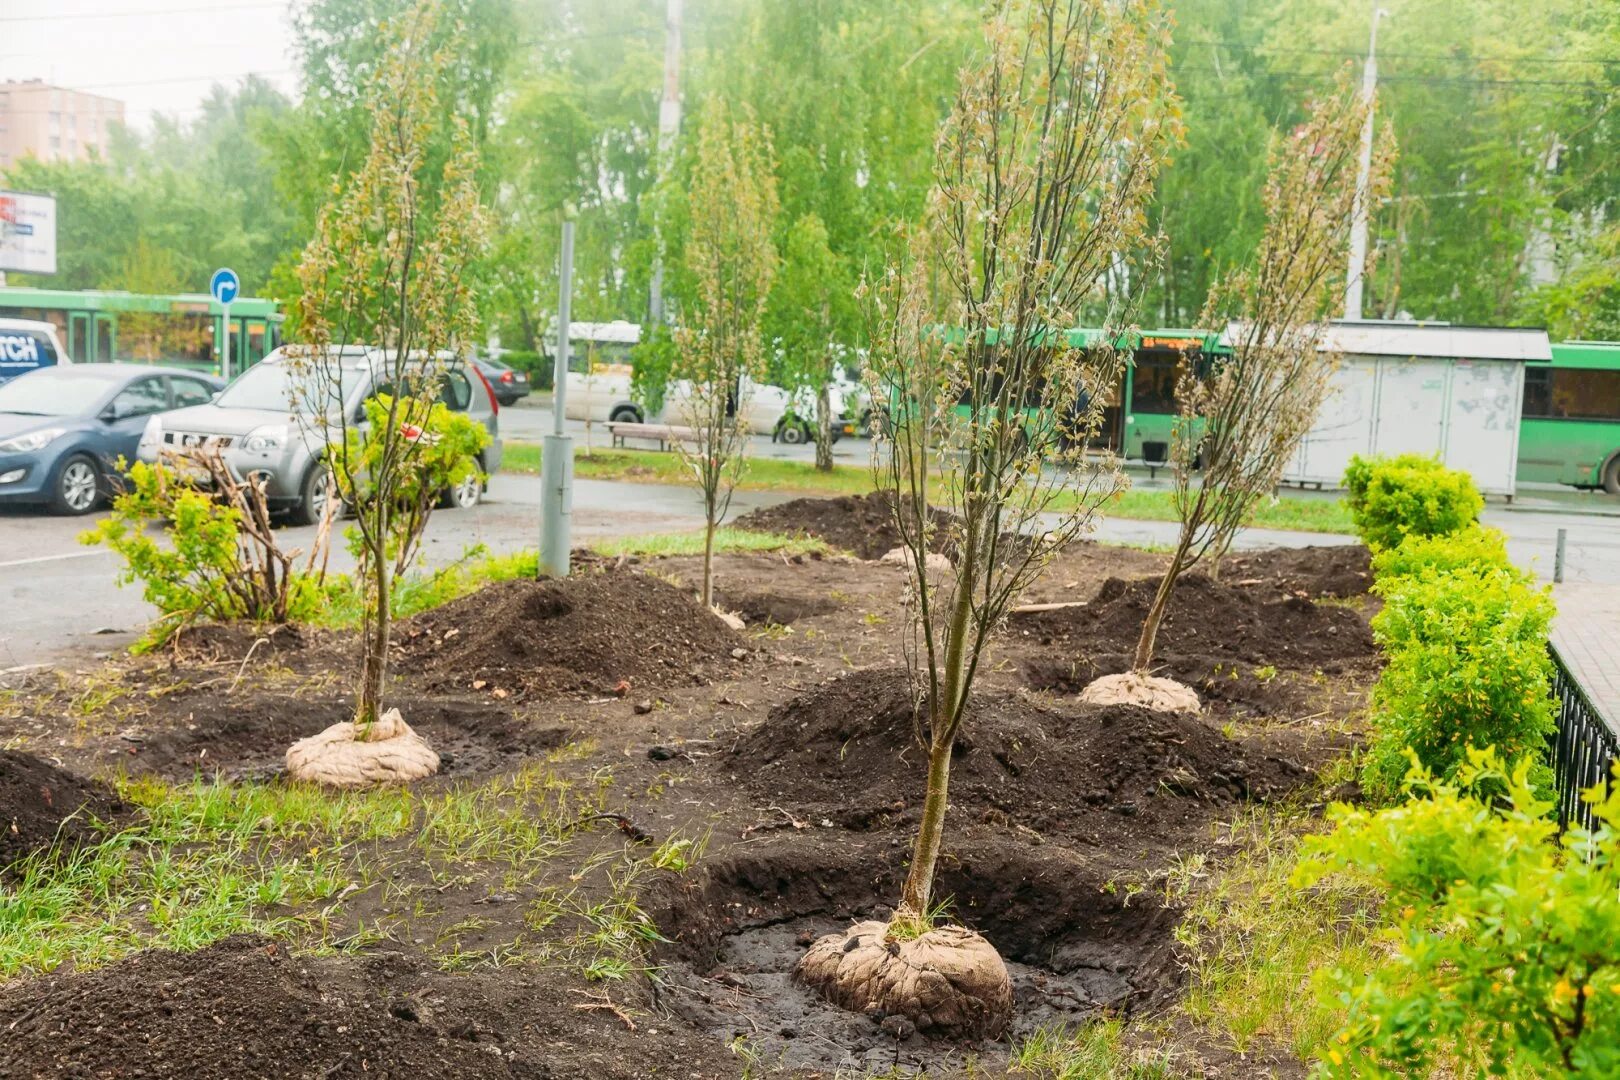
[1012,573,1373,672]
[728,668,1305,846]
[400,571,742,698]
[112,695,562,782]
[714,587,838,626]
[166,621,309,662]
[1222,544,1372,599]
[1,751,123,870]
[650,834,1182,1074]
[0,934,749,1080]
[734,492,956,560]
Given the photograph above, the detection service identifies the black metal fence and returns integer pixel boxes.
[1548,641,1620,832]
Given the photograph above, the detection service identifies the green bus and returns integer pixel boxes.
[0,287,283,377]
[1517,340,1620,493]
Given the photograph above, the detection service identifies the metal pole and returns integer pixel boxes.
[1345,1,1382,321]
[1555,527,1567,584]
[648,0,683,325]
[540,220,575,578]
[221,301,231,380]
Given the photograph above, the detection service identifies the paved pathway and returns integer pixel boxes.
[1551,584,1620,729]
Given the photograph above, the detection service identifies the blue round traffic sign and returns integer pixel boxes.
[209,267,240,305]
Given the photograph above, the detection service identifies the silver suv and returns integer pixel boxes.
[137,345,504,524]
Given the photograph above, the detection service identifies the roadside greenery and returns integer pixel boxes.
[1297,751,1620,1078]
[1344,453,1484,552]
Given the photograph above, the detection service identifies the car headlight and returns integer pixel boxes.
[242,424,288,453]
[0,427,66,453]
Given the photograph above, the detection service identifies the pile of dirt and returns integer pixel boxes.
[650,834,1182,1074]
[1,751,123,870]
[108,694,563,783]
[734,492,957,560]
[1011,573,1374,672]
[0,935,748,1080]
[400,571,742,698]
[1222,544,1372,599]
[714,587,838,626]
[727,668,1306,846]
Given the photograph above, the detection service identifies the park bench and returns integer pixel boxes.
[607,421,699,451]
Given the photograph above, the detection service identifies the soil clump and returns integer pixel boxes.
[734,492,956,560]
[400,570,742,698]
[727,668,1306,848]
[0,750,123,870]
[1221,544,1372,599]
[1011,573,1373,672]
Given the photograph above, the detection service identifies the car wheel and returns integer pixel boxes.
[609,405,642,424]
[1604,455,1620,496]
[50,454,101,515]
[441,466,483,510]
[779,421,808,445]
[288,463,331,526]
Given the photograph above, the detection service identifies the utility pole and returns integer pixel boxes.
[648,0,683,325]
[540,220,575,578]
[1345,2,1385,321]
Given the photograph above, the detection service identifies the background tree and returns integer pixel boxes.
[292,0,488,736]
[1099,76,1394,707]
[796,0,1180,1039]
[670,101,779,609]
[767,213,851,470]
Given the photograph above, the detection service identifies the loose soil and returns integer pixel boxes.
[0,934,747,1080]
[734,492,956,560]
[727,668,1307,854]
[651,834,1182,1075]
[1221,544,1372,600]
[0,750,123,871]
[1010,573,1374,674]
[400,569,743,699]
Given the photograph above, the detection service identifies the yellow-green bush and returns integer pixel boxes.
[1343,453,1483,551]
[1362,562,1555,798]
[1370,524,1519,584]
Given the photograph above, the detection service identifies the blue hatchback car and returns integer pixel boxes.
[0,364,224,514]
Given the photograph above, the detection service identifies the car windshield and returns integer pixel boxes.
[214,361,363,414]
[0,369,124,416]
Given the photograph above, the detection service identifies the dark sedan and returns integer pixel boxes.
[0,364,224,514]
[474,357,531,405]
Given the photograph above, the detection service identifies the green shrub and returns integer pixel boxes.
[1362,563,1555,798]
[1343,453,1483,551]
[499,349,551,389]
[1296,750,1620,1078]
[82,456,327,648]
[1370,523,1519,584]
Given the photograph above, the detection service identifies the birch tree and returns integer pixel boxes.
[796,0,1179,1039]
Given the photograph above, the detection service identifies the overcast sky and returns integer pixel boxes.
[2,0,300,127]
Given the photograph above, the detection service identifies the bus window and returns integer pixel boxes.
[1129,350,1182,414]
[242,320,269,367]
[1523,367,1620,421]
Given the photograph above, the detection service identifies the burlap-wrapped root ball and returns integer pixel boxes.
[285,707,440,788]
[796,919,1013,1040]
[1079,671,1201,714]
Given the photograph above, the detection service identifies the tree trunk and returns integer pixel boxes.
[898,730,954,918]
[814,382,834,472]
[358,535,391,730]
[701,514,717,608]
[1132,563,1180,673]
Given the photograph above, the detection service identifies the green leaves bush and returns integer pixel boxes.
[1362,561,1555,798]
[1297,750,1620,1078]
[1369,523,1517,582]
[1344,453,1483,551]
[82,458,326,648]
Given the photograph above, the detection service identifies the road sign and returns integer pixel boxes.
[209,267,240,305]
[0,191,58,275]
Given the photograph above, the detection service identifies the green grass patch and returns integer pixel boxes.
[1009,1019,1178,1078]
[586,527,830,559]
[501,443,1354,534]
[0,751,692,981]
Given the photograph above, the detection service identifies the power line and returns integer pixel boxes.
[0,2,286,23]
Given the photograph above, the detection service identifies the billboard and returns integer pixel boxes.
[0,191,58,275]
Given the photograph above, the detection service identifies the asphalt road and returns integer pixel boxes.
[2,393,1616,669]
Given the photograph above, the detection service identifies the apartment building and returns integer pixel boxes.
[0,80,125,172]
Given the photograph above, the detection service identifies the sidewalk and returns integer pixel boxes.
[1551,584,1620,729]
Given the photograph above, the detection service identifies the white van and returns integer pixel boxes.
[0,318,69,384]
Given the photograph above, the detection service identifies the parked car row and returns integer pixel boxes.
[0,345,503,518]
